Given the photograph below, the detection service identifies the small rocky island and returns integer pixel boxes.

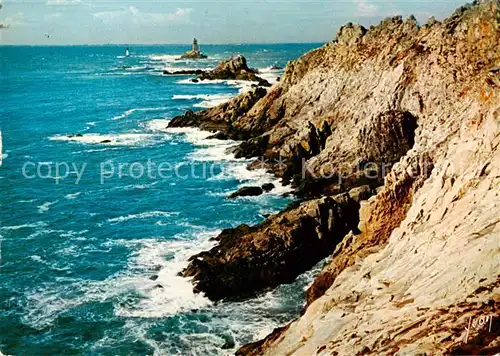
[164,55,271,86]
[177,38,207,60]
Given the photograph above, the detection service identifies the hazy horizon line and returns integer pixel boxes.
[0,41,327,47]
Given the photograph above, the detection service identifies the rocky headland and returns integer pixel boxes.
[171,1,499,354]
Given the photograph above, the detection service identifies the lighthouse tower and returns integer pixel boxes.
[192,38,200,54]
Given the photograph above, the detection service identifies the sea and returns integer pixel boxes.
[0,43,323,355]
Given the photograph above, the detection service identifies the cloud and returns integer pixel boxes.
[354,0,379,17]
[93,6,193,26]
[1,12,24,27]
[47,0,81,5]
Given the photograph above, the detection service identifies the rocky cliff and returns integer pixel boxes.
[172,0,499,354]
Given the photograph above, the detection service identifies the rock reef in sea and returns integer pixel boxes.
[172,1,500,354]
[164,55,271,87]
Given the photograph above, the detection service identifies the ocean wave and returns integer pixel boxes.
[143,119,171,132]
[65,192,82,200]
[173,93,234,108]
[38,200,59,213]
[106,211,175,224]
[114,231,218,318]
[21,229,219,330]
[176,78,258,93]
[0,221,48,231]
[50,133,169,147]
[110,107,169,121]
[149,54,180,61]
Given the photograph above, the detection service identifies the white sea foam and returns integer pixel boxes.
[149,54,180,61]
[110,107,168,121]
[257,66,282,85]
[176,78,259,94]
[0,221,47,231]
[144,119,171,132]
[65,192,82,200]
[50,133,169,147]
[177,93,235,108]
[115,231,218,318]
[106,211,175,224]
[37,200,58,213]
[21,230,219,330]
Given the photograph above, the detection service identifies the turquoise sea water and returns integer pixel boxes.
[0,44,322,355]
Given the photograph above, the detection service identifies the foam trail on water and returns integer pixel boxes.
[110,107,169,121]
[50,133,170,147]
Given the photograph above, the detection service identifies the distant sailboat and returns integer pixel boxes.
[125,47,130,57]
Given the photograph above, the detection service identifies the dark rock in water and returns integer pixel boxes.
[222,339,236,350]
[100,140,112,144]
[191,78,199,83]
[199,55,271,86]
[270,65,283,70]
[228,186,264,199]
[163,69,205,76]
[149,275,159,281]
[182,194,361,301]
[75,134,83,137]
[262,183,275,192]
[207,132,228,140]
[154,284,164,289]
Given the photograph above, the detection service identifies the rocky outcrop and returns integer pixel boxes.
[200,55,271,86]
[168,87,267,132]
[174,0,499,354]
[182,193,361,301]
[228,186,264,199]
[165,55,271,86]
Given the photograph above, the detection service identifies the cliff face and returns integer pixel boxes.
[171,0,499,353]
[237,1,500,354]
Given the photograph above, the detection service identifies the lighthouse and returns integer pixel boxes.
[192,38,200,54]
[178,38,208,59]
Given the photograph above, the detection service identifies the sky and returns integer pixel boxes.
[0,0,467,45]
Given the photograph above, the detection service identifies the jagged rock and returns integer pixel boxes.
[168,87,267,132]
[347,185,375,203]
[262,183,275,192]
[199,55,271,86]
[182,194,361,301]
[335,22,367,46]
[228,186,263,199]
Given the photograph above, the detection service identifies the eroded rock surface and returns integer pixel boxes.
[174,0,499,353]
